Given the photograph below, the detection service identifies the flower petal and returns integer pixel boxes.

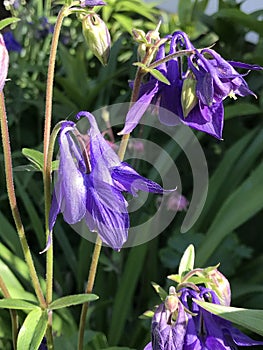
[228,61,263,71]
[85,176,129,250]
[183,101,224,139]
[0,34,9,92]
[111,162,165,195]
[119,80,159,135]
[54,127,87,225]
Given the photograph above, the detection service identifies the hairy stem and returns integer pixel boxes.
[0,92,46,308]
[78,236,102,350]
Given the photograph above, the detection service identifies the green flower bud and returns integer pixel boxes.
[82,13,111,66]
[181,75,198,118]
[205,269,231,306]
[165,286,179,313]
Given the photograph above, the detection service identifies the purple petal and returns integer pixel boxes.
[3,32,22,52]
[223,327,263,347]
[76,111,120,169]
[144,342,152,350]
[80,0,106,7]
[183,101,224,139]
[53,127,87,225]
[228,60,263,71]
[118,81,159,135]
[0,34,9,91]
[111,162,165,195]
[85,176,129,250]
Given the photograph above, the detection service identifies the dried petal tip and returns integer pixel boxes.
[82,13,111,65]
[80,0,106,7]
[0,34,9,92]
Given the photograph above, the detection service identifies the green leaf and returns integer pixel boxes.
[167,274,181,283]
[215,9,263,36]
[151,282,167,301]
[0,299,38,310]
[139,309,154,319]
[178,0,193,25]
[0,18,20,30]
[21,148,58,172]
[22,148,44,171]
[48,294,99,310]
[148,68,170,85]
[17,308,48,350]
[194,300,263,337]
[225,103,261,120]
[108,243,148,345]
[196,160,263,266]
[178,244,195,276]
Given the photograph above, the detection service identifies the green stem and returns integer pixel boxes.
[43,5,69,308]
[0,275,19,350]
[42,7,69,349]
[0,92,46,308]
[148,49,195,69]
[78,236,102,350]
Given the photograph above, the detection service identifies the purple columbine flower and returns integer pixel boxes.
[3,31,22,52]
[0,34,9,91]
[180,286,263,350]
[49,111,166,250]
[120,31,262,139]
[80,0,106,7]
[144,287,187,350]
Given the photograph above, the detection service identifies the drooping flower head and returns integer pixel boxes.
[0,34,9,92]
[144,287,187,350]
[144,246,263,350]
[49,112,166,250]
[120,30,262,139]
[180,286,263,350]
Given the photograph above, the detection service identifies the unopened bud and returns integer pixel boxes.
[0,34,9,92]
[82,13,111,65]
[145,21,161,44]
[181,75,198,118]
[206,269,231,306]
[165,287,178,313]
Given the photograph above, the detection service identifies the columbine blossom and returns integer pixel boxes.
[145,301,187,350]
[145,286,263,350]
[49,111,166,250]
[120,31,262,139]
[0,34,9,92]
[180,287,263,350]
[3,31,22,52]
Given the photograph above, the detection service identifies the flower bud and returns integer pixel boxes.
[164,286,179,313]
[0,34,9,92]
[82,13,111,66]
[181,75,198,118]
[205,269,231,306]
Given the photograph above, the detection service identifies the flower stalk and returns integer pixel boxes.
[78,236,102,350]
[0,92,46,308]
